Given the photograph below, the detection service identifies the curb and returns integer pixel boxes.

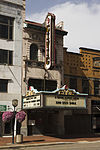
[0,142,75,149]
[1,140,100,149]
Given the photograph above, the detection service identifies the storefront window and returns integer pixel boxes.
[94,81,100,96]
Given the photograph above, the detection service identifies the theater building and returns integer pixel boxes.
[22,13,67,93]
[21,13,68,136]
[21,12,90,137]
[64,47,100,135]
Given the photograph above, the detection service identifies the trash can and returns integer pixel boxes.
[16,134,23,143]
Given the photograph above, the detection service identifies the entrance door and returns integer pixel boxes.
[64,115,91,137]
[4,122,12,134]
[2,120,13,136]
[44,113,57,135]
[27,110,58,135]
[28,111,44,135]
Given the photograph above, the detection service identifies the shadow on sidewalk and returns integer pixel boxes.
[44,133,100,140]
[22,139,45,144]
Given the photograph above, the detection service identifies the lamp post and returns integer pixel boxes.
[12,99,18,144]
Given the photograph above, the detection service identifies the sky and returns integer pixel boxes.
[26,0,100,53]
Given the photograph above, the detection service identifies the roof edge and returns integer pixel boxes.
[79,47,100,52]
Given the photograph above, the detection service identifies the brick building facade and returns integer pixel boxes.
[64,47,100,135]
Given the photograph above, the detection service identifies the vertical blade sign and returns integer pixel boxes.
[45,13,56,69]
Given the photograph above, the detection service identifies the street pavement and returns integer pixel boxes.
[1,134,100,149]
[17,142,100,150]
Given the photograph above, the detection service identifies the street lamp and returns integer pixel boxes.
[12,99,18,144]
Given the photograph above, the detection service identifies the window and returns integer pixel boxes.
[93,60,100,68]
[0,49,13,65]
[94,81,100,96]
[0,79,8,93]
[69,78,77,91]
[82,79,89,94]
[28,78,57,91]
[55,48,57,64]
[30,44,38,61]
[0,15,14,40]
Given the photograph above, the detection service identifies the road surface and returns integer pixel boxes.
[4,141,100,150]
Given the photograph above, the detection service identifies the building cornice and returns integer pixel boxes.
[1,0,23,6]
[79,47,100,53]
[25,20,68,36]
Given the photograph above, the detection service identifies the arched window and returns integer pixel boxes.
[30,44,38,61]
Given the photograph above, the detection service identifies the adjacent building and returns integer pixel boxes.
[0,0,24,136]
[64,47,100,135]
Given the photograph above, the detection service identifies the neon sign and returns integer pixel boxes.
[45,13,55,69]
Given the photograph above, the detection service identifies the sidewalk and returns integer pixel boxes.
[0,134,100,149]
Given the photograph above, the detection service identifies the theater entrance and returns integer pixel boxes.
[27,110,59,136]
